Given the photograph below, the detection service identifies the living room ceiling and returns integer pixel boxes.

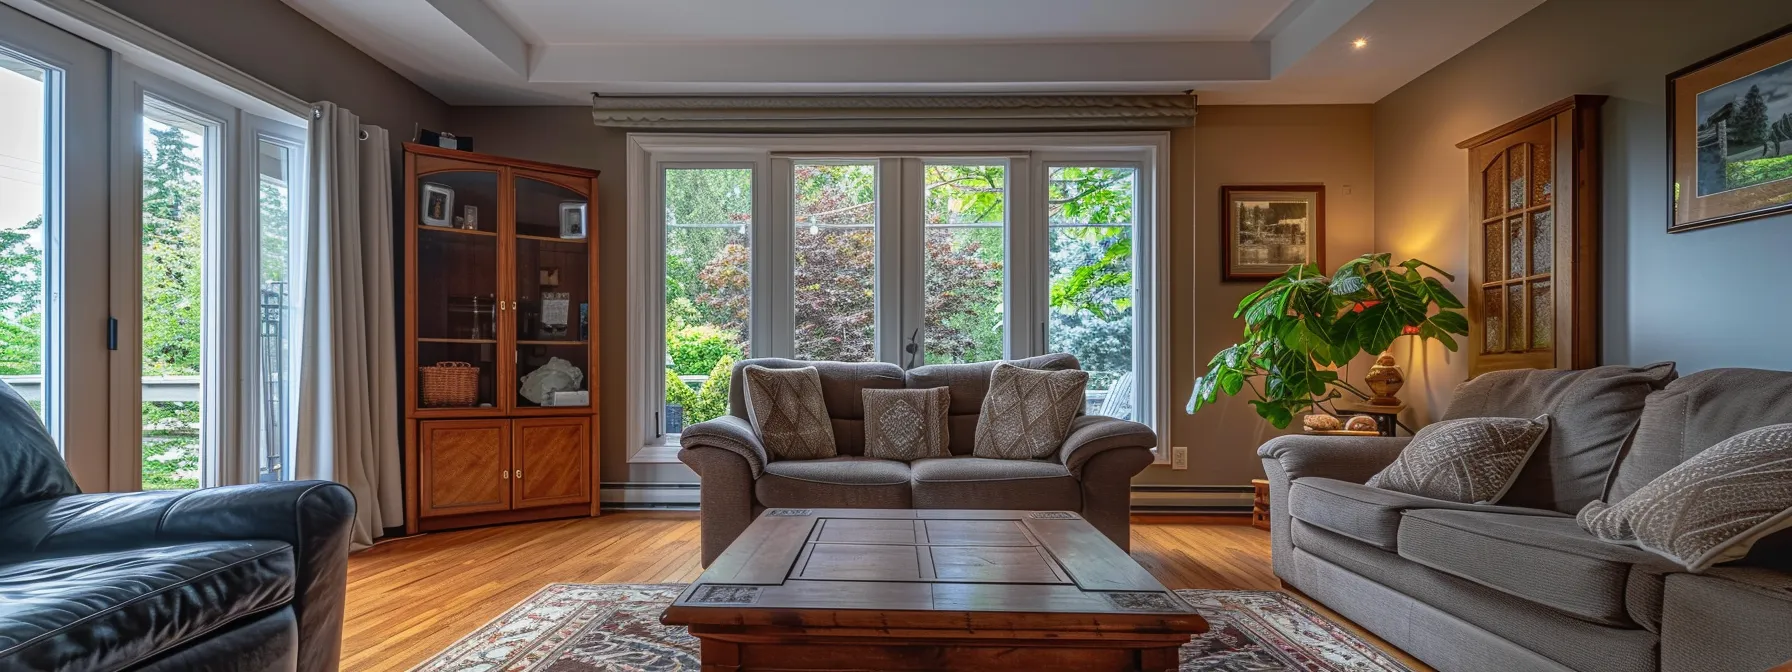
[278,0,1544,105]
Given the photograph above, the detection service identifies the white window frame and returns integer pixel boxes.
[627,133,1171,465]
[109,61,307,490]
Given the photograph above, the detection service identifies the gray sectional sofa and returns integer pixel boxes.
[1261,364,1792,672]
[679,354,1157,566]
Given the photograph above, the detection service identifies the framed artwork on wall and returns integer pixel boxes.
[1669,23,1792,233]
[1221,184,1325,280]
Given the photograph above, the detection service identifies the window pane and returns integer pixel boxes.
[793,162,876,362]
[0,55,49,425]
[141,98,209,490]
[923,163,1005,365]
[663,167,750,432]
[1046,166,1137,419]
[256,139,293,482]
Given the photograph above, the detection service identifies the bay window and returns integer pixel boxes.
[628,134,1169,463]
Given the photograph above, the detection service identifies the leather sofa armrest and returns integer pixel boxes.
[0,482,354,672]
[1256,434,1409,484]
[1058,414,1157,475]
[679,415,768,479]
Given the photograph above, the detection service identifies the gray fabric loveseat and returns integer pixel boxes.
[680,354,1157,566]
[1261,364,1792,672]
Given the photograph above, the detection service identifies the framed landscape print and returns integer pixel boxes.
[1221,184,1325,280]
[1670,23,1792,232]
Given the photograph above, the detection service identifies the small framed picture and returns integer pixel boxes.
[1669,24,1792,232]
[420,183,454,227]
[539,268,560,287]
[559,201,587,239]
[461,204,479,230]
[1221,184,1325,281]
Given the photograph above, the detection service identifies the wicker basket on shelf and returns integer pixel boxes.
[419,361,479,407]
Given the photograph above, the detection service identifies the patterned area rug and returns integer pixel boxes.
[411,584,1411,672]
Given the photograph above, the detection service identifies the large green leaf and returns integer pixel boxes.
[1352,302,1404,355]
[1428,310,1470,336]
[1423,277,1465,310]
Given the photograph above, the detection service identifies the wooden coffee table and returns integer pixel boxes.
[660,508,1206,671]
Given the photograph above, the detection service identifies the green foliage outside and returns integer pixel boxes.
[0,217,45,377]
[1188,254,1470,429]
[658,163,1144,428]
[664,356,735,426]
[138,123,205,490]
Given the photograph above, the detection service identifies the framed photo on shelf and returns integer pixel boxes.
[419,183,454,227]
[1221,184,1325,280]
[1669,23,1792,233]
[559,201,587,239]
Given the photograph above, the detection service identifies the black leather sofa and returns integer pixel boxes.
[0,380,355,671]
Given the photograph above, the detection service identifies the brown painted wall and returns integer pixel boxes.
[1140,105,1377,486]
[96,0,449,137]
[1373,0,1792,425]
[449,105,1377,487]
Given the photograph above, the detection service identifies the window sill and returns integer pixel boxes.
[629,441,684,464]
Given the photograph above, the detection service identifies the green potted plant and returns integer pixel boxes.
[1187,253,1469,428]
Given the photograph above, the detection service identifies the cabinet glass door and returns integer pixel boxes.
[415,167,501,408]
[512,172,590,409]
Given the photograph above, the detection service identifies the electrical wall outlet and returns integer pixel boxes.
[1171,446,1189,470]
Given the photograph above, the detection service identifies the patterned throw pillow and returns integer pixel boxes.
[1578,423,1792,572]
[973,363,1088,460]
[1366,415,1550,504]
[862,387,952,461]
[741,365,837,461]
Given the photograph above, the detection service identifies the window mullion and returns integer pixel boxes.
[897,158,925,368]
[766,157,794,359]
[748,154,776,359]
[874,157,905,366]
[1006,155,1038,360]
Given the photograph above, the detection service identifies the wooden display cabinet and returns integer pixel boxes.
[402,143,600,534]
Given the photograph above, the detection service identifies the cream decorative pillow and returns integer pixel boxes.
[973,363,1088,460]
[863,387,952,461]
[1366,415,1550,503]
[1578,423,1792,572]
[741,365,837,461]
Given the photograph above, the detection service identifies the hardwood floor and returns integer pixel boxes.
[343,512,1428,671]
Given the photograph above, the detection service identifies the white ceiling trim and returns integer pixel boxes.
[537,42,1267,94]
[590,94,1197,130]
[423,0,528,77]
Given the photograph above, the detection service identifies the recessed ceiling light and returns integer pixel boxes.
[1352,37,1369,50]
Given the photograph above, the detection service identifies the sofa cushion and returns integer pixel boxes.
[1661,567,1792,672]
[1611,368,1792,502]
[862,387,952,462]
[1398,508,1675,628]
[0,380,78,510]
[1442,362,1677,513]
[741,365,838,461]
[1288,477,1566,551]
[1288,521,1661,672]
[973,363,1088,460]
[0,540,294,671]
[909,457,1080,511]
[726,358,906,457]
[755,457,911,509]
[1366,415,1550,503]
[906,353,1080,455]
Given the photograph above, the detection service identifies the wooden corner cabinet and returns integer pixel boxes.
[402,143,601,534]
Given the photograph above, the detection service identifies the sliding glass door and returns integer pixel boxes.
[115,68,307,490]
[0,4,111,489]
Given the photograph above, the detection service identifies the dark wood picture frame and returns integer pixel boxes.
[1668,22,1792,233]
[1220,184,1325,281]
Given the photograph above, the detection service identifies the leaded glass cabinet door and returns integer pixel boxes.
[1461,96,1604,377]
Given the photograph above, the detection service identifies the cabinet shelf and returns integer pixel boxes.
[419,224,498,237]
[515,233,587,244]
[517,340,588,346]
[418,337,498,344]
